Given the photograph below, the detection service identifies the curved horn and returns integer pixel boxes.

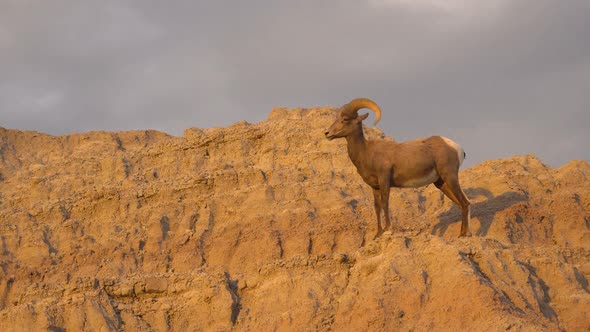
[341,98,382,125]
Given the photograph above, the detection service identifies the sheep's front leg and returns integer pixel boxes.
[380,187,391,232]
[372,189,383,239]
[379,174,392,233]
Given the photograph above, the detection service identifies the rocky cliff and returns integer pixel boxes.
[0,107,589,331]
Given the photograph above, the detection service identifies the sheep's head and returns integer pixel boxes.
[324,98,381,140]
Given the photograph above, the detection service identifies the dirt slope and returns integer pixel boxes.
[0,107,589,331]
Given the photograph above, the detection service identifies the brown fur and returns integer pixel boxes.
[325,98,471,238]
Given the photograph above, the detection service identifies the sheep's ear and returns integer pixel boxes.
[357,113,369,122]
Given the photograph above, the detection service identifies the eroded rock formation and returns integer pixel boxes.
[0,107,589,331]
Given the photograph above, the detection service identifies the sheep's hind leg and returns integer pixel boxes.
[435,178,472,237]
[454,185,471,237]
[372,189,384,239]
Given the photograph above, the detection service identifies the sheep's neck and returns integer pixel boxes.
[345,130,367,170]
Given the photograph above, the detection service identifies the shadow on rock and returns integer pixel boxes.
[431,188,528,237]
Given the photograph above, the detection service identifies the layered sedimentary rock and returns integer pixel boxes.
[0,107,589,331]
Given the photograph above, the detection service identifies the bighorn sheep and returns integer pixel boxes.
[325,98,471,238]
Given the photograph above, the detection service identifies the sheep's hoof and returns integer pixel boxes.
[459,231,472,238]
[373,230,384,240]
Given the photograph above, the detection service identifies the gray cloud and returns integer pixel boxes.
[0,0,588,167]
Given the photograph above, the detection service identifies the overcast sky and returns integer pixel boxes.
[0,0,588,167]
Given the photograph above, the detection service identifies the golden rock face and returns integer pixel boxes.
[0,109,589,331]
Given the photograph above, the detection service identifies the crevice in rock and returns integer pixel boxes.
[499,290,526,315]
[404,237,412,249]
[573,267,589,293]
[0,276,14,310]
[224,272,242,326]
[275,230,284,258]
[520,261,559,322]
[347,199,358,211]
[42,226,58,255]
[330,234,337,255]
[188,212,199,232]
[59,204,70,221]
[114,135,125,151]
[461,252,490,284]
[198,204,215,264]
[417,192,427,214]
[105,292,125,329]
[122,158,132,178]
[138,240,146,251]
[1,236,9,256]
[360,229,366,248]
[160,215,170,242]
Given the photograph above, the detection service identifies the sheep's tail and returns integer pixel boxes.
[441,136,465,167]
[457,145,466,166]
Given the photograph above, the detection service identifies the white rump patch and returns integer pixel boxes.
[441,136,465,166]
